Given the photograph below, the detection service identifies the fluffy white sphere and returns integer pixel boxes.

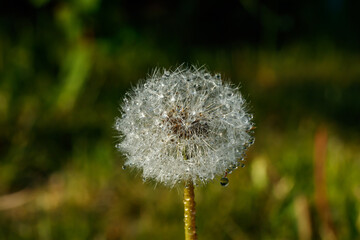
[115,66,254,187]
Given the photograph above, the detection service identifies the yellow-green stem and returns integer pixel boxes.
[184,181,197,240]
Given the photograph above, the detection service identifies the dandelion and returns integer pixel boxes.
[115,66,254,239]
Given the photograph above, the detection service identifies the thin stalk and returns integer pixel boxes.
[184,181,197,240]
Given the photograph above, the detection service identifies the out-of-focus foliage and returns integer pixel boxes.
[0,0,359,239]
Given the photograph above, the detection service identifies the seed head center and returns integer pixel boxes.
[164,106,209,139]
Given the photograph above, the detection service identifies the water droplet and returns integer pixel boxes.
[164,71,170,77]
[241,163,246,168]
[122,165,126,170]
[115,143,121,149]
[215,73,221,80]
[220,177,229,187]
[204,73,211,79]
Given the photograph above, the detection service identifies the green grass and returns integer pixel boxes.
[1,1,360,239]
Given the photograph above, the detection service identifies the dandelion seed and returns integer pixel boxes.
[115,66,254,240]
[115,66,254,187]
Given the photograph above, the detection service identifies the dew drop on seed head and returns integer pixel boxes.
[122,165,126,170]
[241,163,246,168]
[204,73,211,79]
[220,177,229,187]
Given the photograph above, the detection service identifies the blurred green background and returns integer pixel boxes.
[1,0,360,239]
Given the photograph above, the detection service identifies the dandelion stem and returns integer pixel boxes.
[184,181,197,240]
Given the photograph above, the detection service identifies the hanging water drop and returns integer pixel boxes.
[220,177,229,187]
[122,165,126,170]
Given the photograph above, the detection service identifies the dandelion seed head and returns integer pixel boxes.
[115,66,254,187]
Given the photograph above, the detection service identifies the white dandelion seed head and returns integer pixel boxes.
[115,66,254,187]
